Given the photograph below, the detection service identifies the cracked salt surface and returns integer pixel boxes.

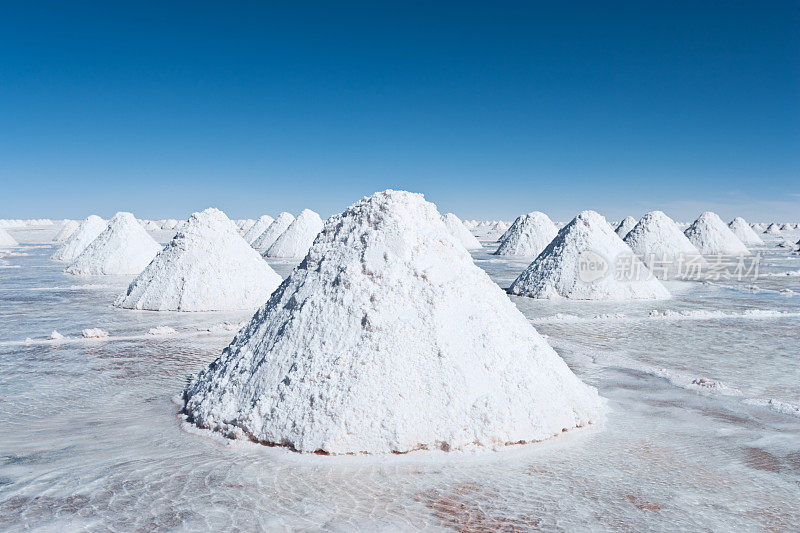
[0,226,799,530]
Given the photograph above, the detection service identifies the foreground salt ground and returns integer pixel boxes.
[0,225,799,530]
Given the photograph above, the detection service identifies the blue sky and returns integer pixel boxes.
[2,1,799,222]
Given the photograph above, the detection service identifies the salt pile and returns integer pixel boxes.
[242,215,275,244]
[441,213,482,249]
[238,219,256,234]
[265,209,324,258]
[684,212,749,255]
[65,212,162,275]
[52,220,79,242]
[728,217,764,245]
[615,216,637,238]
[623,211,702,261]
[81,328,109,338]
[51,215,107,262]
[117,208,282,311]
[250,212,294,252]
[0,228,18,248]
[161,219,179,230]
[509,210,671,300]
[764,223,782,235]
[494,211,558,256]
[143,220,160,231]
[183,190,603,454]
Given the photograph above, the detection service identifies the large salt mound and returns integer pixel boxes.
[183,190,603,454]
[251,212,294,252]
[684,212,749,255]
[265,209,324,258]
[65,212,162,275]
[494,212,558,256]
[441,213,482,249]
[509,210,670,300]
[242,215,275,244]
[728,217,764,246]
[117,208,282,311]
[0,228,18,248]
[615,216,637,238]
[51,215,107,262]
[623,211,702,261]
[53,220,80,242]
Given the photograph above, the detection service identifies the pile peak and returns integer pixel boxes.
[117,208,282,311]
[251,212,295,252]
[615,216,637,238]
[623,211,702,261]
[728,217,764,246]
[494,211,557,256]
[183,190,603,454]
[50,215,107,262]
[509,210,671,300]
[264,209,324,258]
[684,212,749,255]
[441,212,482,249]
[64,212,162,275]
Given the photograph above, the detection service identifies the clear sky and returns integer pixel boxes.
[2,1,799,222]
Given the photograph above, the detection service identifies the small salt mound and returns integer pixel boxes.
[82,328,109,338]
[615,216,637,238]
[238,219,256,233]
[0,228,18,248]
[116,208,282,311]
[728,217,764,245]
[265,209,324,258]
[509,210,670,300]
[251,212,295,252]
[50,330,65,340]
[51,215,107,262]
[53,220,80,242]
[148,326,177,336]
[623,211,702,261]
[242,215,275,244]
[764,223,782,235]
[441,213,482,249]
[494,212,558,256]
[183,190,603,454]
[65,212,162,276]
[161,219,179,230]
[684,212,749,255]
[143,220,160,231]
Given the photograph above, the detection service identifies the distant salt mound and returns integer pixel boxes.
[251,212,294,252]
[494,212,558,256]
[242,215,275,244]
[143,220,160,231]
[117,208,282,311]
[51,215,107,262]
[0,228,18,248]
[183,190,603,454]
[728,217,764,246]
[53,220,79,243]
[615,216,637,238]
[623,211,702,261]
[764,223,782,235]
[510,210,670,300]
[161,219,179,230]
[684,212,749,255]
[65,212,162,275]
[441,213,482,249]
[238,219,256,234]
[265,209,324,258]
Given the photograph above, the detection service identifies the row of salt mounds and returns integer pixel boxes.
[242,215,274,244]
[729,217,764,246]
[65,212,162,275]
[615,216,637,238]
[251,212,294,252]
[265,209,324,258]
[0,228,18,248]
[509,211,670,300]
[441,213,482,249]
[52,220,79,242]
[684,212,749,255]
[51,215,107,262]
[183,190,603,454]
[117,208,282,311]
[623,211,703,261]
[494,212,558,256]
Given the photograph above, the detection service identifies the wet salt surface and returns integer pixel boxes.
[1,231,799,531]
